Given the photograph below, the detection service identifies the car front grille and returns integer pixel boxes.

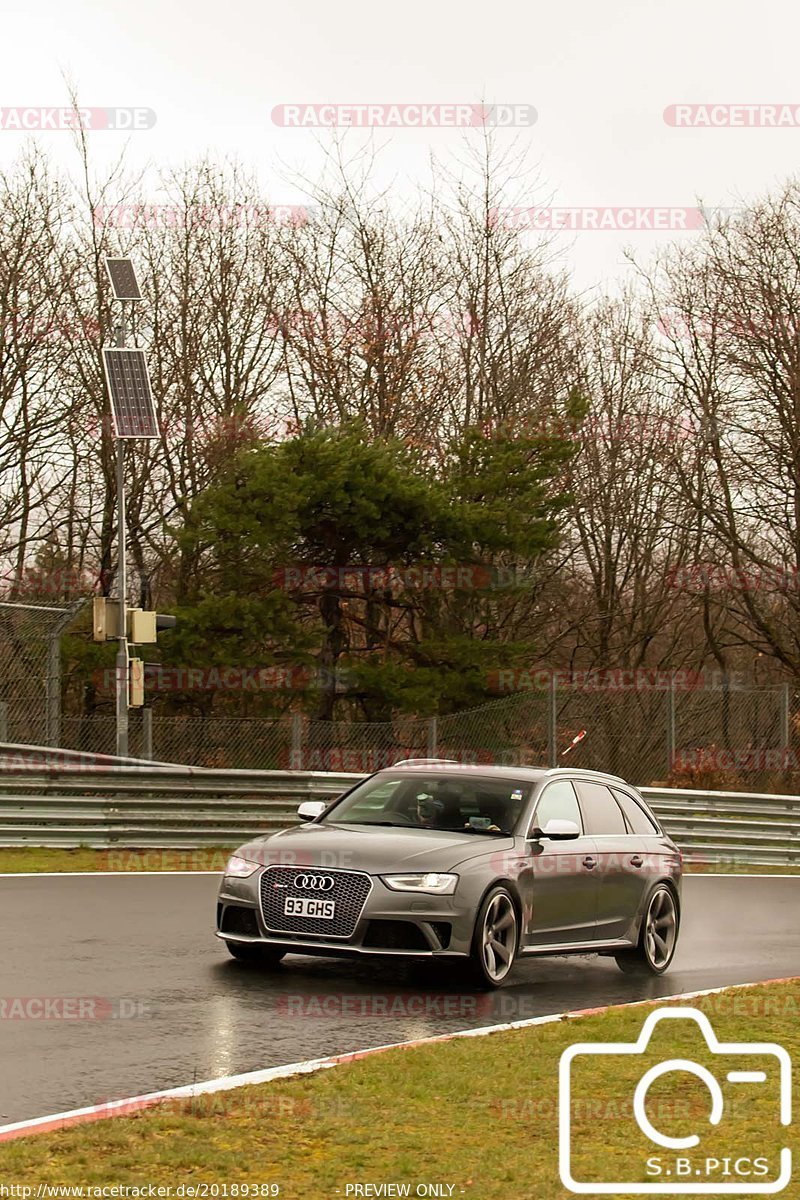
[259,867,372,939]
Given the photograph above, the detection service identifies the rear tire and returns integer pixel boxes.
[615,884,679,976]
[466,886,519,988]
[225,941,286,967]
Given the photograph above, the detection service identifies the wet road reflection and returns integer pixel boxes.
[1,872,797,1125]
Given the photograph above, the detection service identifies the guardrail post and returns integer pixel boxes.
[290,711,304,769]
[426,716,437,758]
[666,675,676,775]
[548,674,557,767]
[142,706,153,761]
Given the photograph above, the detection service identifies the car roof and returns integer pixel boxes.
[381,761,635,787]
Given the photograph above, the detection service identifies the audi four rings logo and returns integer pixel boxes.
[293,874,335,891]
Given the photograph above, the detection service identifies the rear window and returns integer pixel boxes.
[574,780,627,836]
[612,788,660,834]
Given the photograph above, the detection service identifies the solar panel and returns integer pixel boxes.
[105,257,142,301]
[102,348,160,439]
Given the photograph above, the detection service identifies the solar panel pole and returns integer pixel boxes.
[114,317,129,757]
[115,441,129,756]
[103,257,158,758]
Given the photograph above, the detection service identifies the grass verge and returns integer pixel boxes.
[0,979,797,1198]
[1,846,799,875]
[0,847,231,873]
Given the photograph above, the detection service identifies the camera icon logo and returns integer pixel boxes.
[559,1006,792,1194]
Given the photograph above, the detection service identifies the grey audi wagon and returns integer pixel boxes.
[216,762,682,987]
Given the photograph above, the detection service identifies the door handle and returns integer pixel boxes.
[629,855,644,868]
[582,856,597,870]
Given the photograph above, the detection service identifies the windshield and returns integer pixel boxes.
[321,772,530,835]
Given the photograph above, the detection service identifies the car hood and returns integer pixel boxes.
[234,822,515,873]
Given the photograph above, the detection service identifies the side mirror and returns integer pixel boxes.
[297,800,326,822]
[531,818,581,841]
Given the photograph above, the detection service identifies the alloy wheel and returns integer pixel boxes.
[644,887,678,969]
[481,891,517,982]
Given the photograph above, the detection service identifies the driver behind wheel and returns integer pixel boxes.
[415,782,462,827]
[415,792,444,826]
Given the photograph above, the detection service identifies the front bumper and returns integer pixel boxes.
[217,867,476,958]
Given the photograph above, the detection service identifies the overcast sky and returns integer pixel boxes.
[1,0,799,293]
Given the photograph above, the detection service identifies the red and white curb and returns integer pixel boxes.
[1,975,797,1143]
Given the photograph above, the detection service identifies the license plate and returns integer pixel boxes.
[284,897,336,919]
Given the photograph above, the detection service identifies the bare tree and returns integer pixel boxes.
[0,147,82,593]
[650,184,800,676]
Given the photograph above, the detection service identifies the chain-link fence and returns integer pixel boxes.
[432,684,798,788]
[58,711,431,770]
[0,600,86,747]
[23,679,800,790]
[1,603,798,787]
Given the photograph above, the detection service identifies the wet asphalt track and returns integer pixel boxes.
[0,873,798,1126]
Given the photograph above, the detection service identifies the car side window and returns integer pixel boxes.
[574,781,628,836]
[531,780,583,834]
[612,787,660,834]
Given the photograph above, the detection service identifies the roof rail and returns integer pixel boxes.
[392,758,461,767]
[546,765,628,783]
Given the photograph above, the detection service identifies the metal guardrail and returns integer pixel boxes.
[0,761,798,865]
[0,740,177,769]
[644,787,800,866]
[0,763,358,847]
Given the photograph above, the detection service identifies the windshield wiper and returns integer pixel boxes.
[331,820,414,828]
[328,820,513,834]
[458,826,513,836]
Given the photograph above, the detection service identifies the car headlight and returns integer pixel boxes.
[381,872,458,895]
[224,855,260,878]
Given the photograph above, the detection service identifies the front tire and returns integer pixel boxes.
[225,941,286,967]
[467,886,519,988]
[615,884,679,976]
